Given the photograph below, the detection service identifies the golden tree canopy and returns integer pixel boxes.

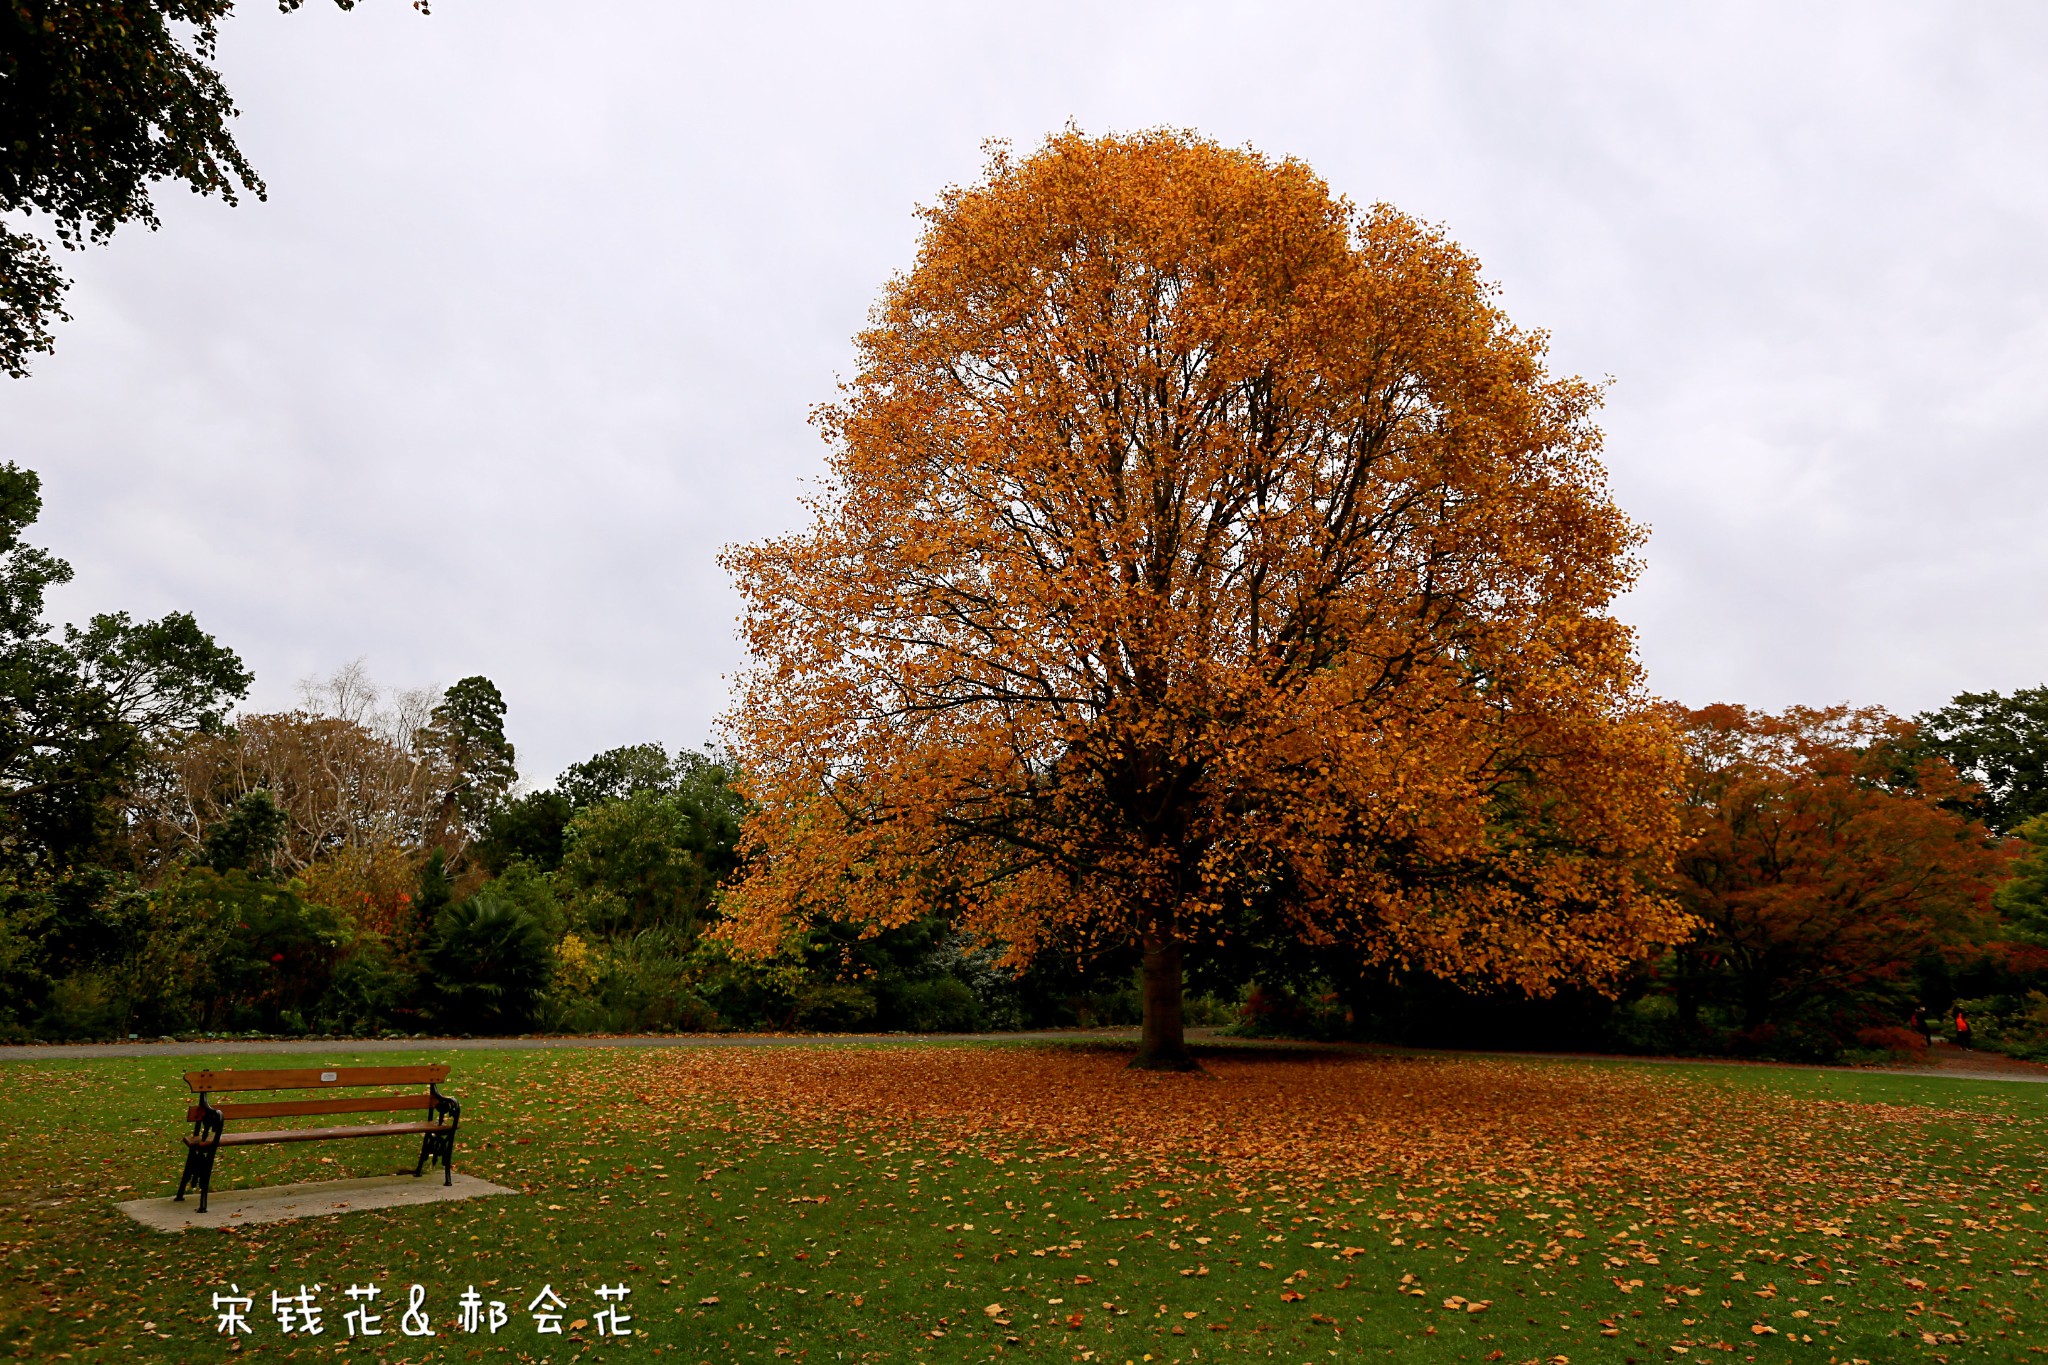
[721,130,1688,1062]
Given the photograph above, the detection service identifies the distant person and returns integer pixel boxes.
[1911,1006,1932,1046]
[1953,1007,1973,1049]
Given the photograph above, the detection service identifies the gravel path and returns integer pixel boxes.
[3,1028,2042,1083]
[1353,1038,2048,1085]
[0,1027,1139,1062]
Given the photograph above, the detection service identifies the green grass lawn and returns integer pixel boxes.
[0,1042,2043,1363]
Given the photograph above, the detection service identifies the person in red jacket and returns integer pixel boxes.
[1953,1007,1973,1049]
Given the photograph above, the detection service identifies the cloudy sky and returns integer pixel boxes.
[7,2,2045,783]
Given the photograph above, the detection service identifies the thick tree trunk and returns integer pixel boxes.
[1674,947,1700,1028]
[1131,934,1200,1071]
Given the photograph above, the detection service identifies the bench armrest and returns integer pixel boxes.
[190,1094,224,1147]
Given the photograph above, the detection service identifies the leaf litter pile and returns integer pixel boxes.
[622,1043,2048,1360]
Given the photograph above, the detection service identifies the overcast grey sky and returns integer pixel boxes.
[6,1,2046,783]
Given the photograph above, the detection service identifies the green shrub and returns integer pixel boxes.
[424,892,552,1033]
[211,877,349,1031]
[793,982,878,1032]
[1729,989,1918,1064]
[1181,994,1238,1028]
[1061,985,1143,1029]
[315,938,414,1035]
[1606,993,1683,1053]
[680,937,804,1029]
[125,868,344,1035]
[542,928,723,1034]
[929,933,1025,1030]
[118,875,232,1035]
[0,893,45,1039]
[41,971,125,1039]
[670,993,721,1032]
[1231,983,1349,1040]
[887,976,981,1033]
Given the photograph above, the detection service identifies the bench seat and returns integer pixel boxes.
[185,1120,447,1147]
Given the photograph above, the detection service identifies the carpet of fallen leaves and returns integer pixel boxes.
[623,1044,2044,1256]
[3,1045,2042,1362]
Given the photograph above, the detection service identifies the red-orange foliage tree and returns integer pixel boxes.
[1673,705,2001,1048]
[720,131,1689,1068]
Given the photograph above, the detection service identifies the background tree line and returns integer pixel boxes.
[5,450,2048,1060]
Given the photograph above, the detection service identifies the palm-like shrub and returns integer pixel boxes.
[424,893,551,1034]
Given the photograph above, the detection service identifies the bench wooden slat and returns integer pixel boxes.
[188,1093,437,1123]
[183,1065,451,1093]
[186,1120,446,1148]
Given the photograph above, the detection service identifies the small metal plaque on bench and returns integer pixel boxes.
[320,1072,338,1082]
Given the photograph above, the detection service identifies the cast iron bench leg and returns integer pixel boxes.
[193,1146,217,1214]
[175,1144,219,1212]
[414,1129,456,1185]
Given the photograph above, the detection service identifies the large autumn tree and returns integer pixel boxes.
[721,130,1688,1067]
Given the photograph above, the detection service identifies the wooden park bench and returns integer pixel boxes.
[174,1065,461,1214]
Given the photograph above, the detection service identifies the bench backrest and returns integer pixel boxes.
[183,1065,451,1123]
